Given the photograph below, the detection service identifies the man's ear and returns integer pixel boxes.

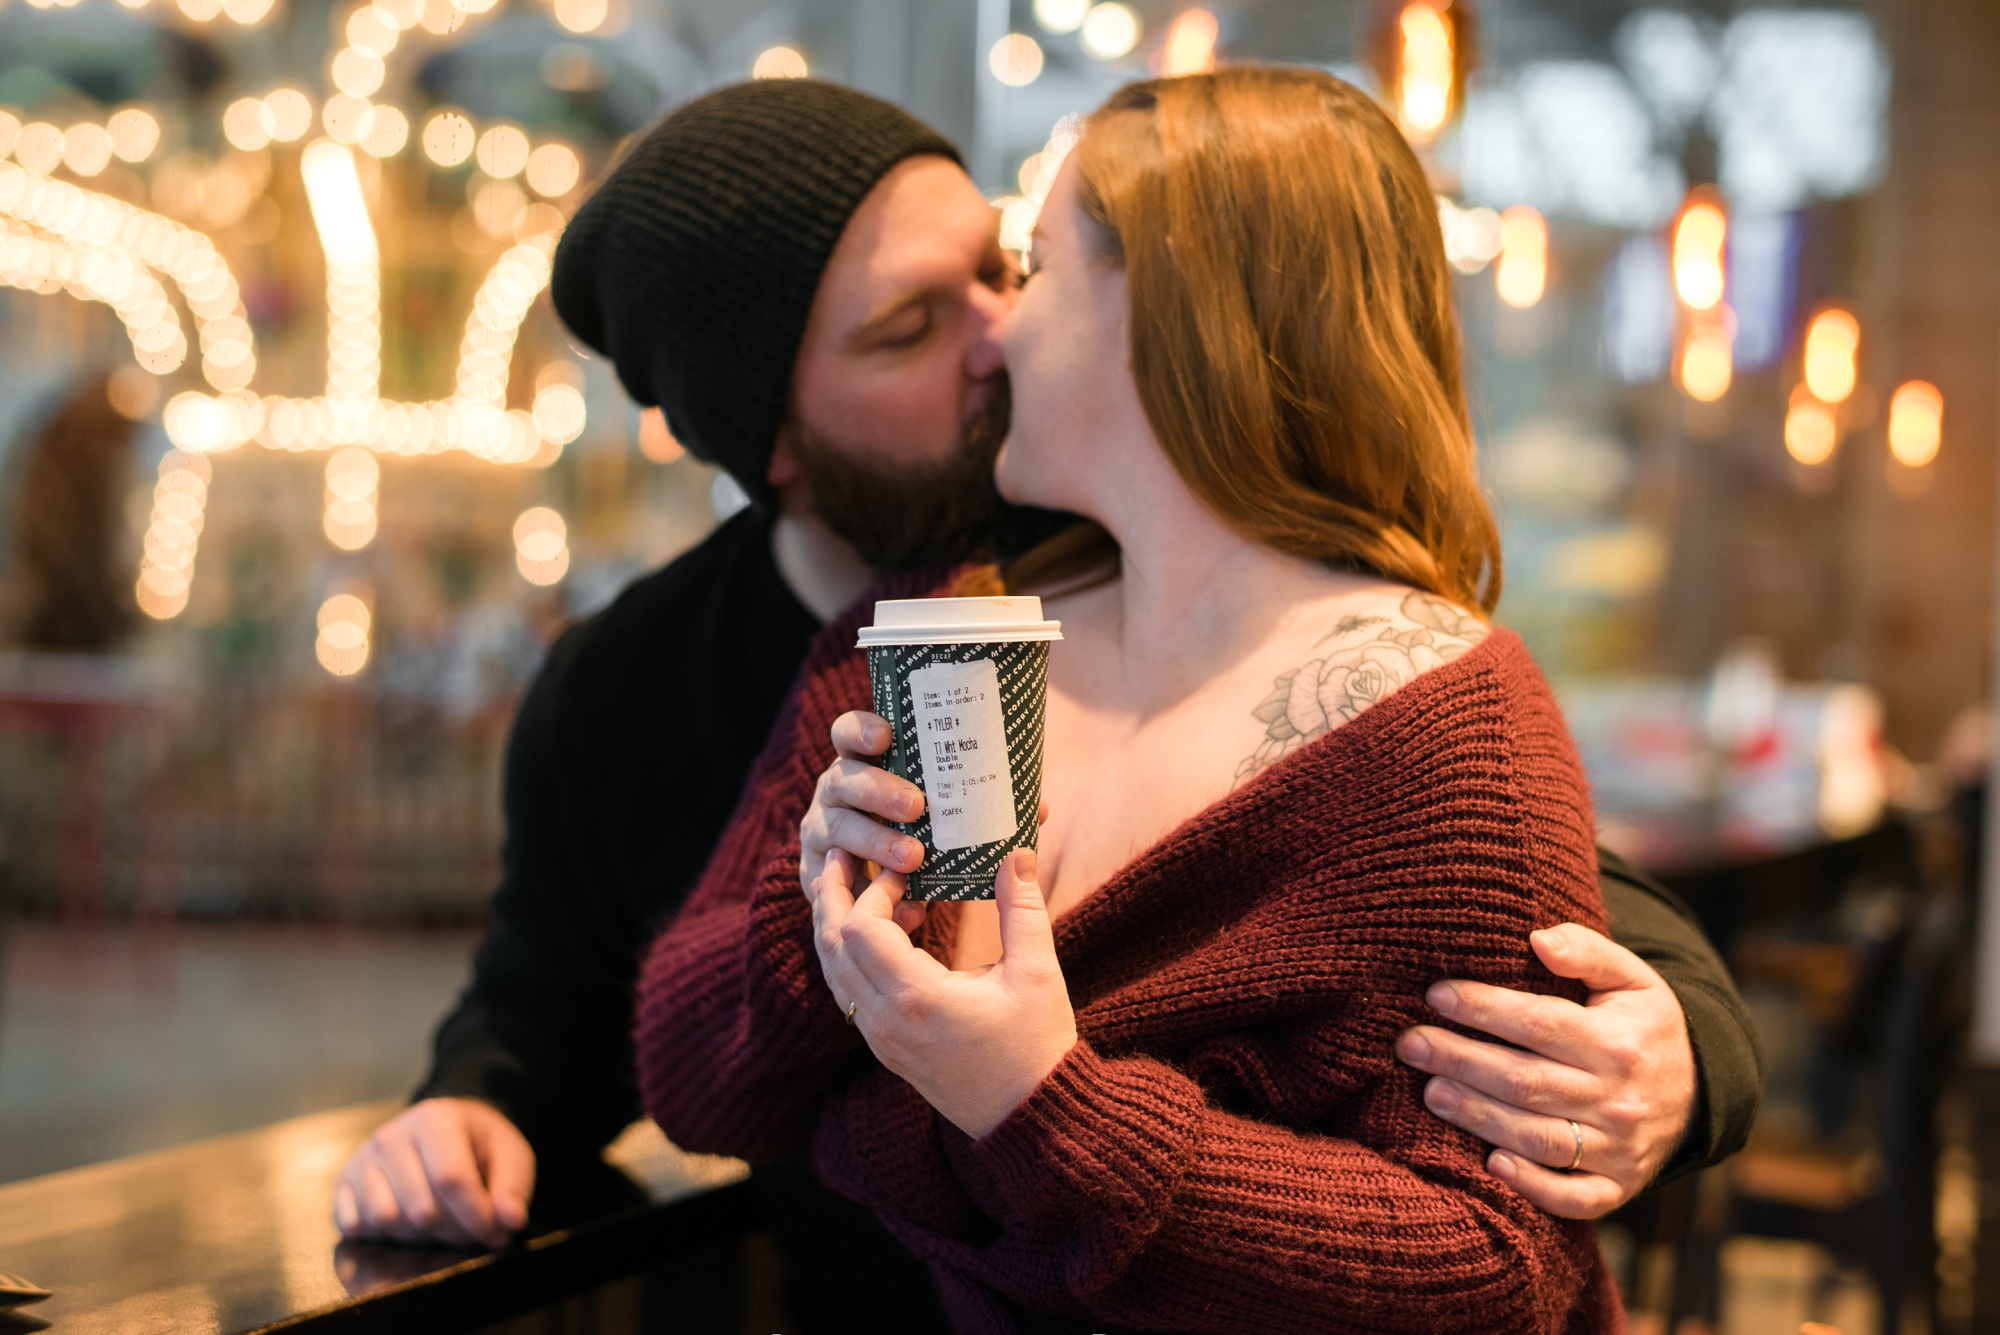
[767,429,801,487]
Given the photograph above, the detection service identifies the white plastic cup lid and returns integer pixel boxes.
[856,596,1064,647]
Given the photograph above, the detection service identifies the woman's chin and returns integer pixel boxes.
[993,439,1079,514]
[992,441,1028,505]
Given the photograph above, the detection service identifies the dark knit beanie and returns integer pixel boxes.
[551,80,962,508]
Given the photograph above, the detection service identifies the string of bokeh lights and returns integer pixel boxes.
[0,0,1945,647]
[0,0,623,641]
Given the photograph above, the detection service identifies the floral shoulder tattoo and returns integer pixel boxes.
[1235,591,1487,786]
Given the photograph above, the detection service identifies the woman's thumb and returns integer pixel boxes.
[995,848,1054,955]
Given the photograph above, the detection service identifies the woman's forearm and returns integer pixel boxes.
[634,853,864,1162]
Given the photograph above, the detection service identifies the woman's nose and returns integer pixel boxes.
[964,281,1012,381]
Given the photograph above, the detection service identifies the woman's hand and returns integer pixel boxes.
[812,847,1078,1140]
[801,711,931,929]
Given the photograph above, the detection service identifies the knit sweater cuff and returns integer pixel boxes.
[968,1039,1201,1229]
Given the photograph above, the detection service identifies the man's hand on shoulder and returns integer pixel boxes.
[1395,923,1698,1220]
[334,1097,536,1248]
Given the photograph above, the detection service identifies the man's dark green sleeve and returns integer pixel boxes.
[1598,848,1762,1183]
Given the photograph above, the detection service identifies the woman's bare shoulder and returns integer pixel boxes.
[1234,589,1489,787]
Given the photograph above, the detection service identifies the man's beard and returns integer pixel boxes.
[788,382,1011,572]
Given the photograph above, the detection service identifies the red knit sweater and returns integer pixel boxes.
[636,577,1622,1334]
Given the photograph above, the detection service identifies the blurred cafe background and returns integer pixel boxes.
[0,0,1994,1329]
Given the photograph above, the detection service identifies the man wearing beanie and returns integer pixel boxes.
[334,78,1759,1327]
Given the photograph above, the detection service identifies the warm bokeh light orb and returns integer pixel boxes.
[1679,323,1734,402]
[472,178,529,237]
[346,5,399,54]
[330,48,387,98]
[752,46,809,79]
[1784,385,1838,465]
[552,0,607,34]
[322,93,377,146]
[318,593,372,634]
[1033,0,1087,33]
[989,34,1045,87]
[316,592,373,676]
[61,123,114,176]
[1802,309,1860,405]
[325,448,380,499]
[1495,205,1548,308]
[324,509,378,551]
[1672,197,1727,311]
[224,97,272,151]
[1887,380,1943,468]
[1397,2,1453,140]
[423,109,475,166]
[106,107,161,161]
[1161,7,1219,76]
[1079,3,1141,59]
[263,88,314,142]
[360,105,410,158]
[513,507,570,585]
[532,383,587,445]
[475,124,530,179]
[15,123,65,175]
[524,142,581,197]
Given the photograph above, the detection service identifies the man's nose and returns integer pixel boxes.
[964,282,1012,380]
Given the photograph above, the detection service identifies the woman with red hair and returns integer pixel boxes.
[638,69,1617,1333]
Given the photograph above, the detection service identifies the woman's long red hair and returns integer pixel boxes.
[1008,67,1500,616]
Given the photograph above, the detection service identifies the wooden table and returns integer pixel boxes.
[0,1101,755,1334]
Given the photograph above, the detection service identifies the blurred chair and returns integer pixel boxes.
[1612,822,1970,1335]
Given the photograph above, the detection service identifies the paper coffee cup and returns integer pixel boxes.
[857,597,1063,902]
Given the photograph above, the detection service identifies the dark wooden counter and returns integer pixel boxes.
[0,1101,755,1334]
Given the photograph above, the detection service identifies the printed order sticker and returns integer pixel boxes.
[908,657,1018,851]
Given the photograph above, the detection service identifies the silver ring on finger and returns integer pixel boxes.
[1565,1119,1584,1172]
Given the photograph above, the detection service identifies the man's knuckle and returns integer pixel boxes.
[1600,1035,1644,1071]
[1425,1038,1468,1080]
[1524,1010,1567,1051]
[887,988,928,1026]
[1604,1094,1650,1133]
[1502,1067,1549,1107]
[1446,1092,1492,1133]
